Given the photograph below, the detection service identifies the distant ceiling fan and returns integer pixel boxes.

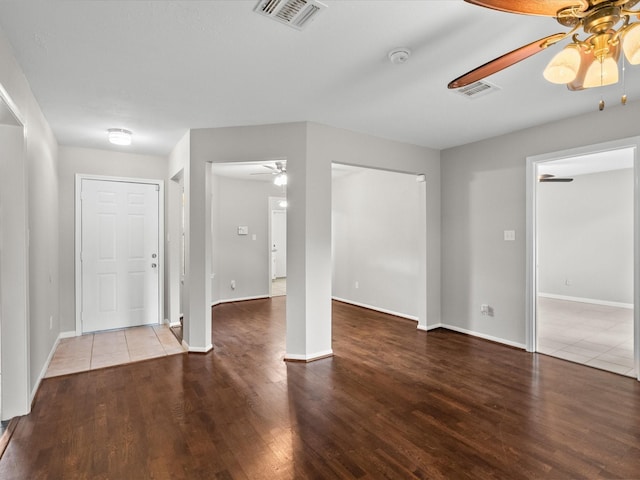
[448,0,640,102]
[251,161,286,176]
[251,161,287,186]
[538,173,574,182]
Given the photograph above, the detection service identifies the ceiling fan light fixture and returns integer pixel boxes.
[622,22,640,64]
[543,44,581,83]
[274,172,287,186]
[583,55,619,88]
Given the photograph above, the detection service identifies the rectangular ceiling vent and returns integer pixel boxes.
[454,80,500,99]
[254,0,327,30]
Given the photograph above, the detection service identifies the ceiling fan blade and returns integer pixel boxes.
[448,33,566,89]
[464,0,589,17]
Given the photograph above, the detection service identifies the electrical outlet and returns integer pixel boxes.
[355,281,359,289]
[231,280,236,290]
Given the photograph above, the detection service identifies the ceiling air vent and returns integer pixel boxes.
[454,80,500,99]
[254,0,327,30]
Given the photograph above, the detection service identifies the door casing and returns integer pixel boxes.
[526,137,640,381]
[75,174,165,335]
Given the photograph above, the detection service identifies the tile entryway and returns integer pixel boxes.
[45,324,186,377]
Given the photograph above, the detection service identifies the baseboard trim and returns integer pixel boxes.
[284,349,334,362]
[182,341,213,354]
[212,295,269,307]
[538,292,633,309]
[440,324,526,350]
[418,322,442,332]
[332,297,418,321]
[169,321,182,328]
[31,330,76,404]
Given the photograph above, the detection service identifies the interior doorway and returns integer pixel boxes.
[0,88,30,420]
[527,140,640,381]
[269,198,287,297]
[331,164,427,327]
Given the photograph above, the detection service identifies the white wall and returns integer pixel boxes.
[57,146,167,333]
[538,168,634,304]
[0,26,59,416]
[308,123,441,327]
[441,101,640,347]
[332,167,421,319]
[212,175,285,303]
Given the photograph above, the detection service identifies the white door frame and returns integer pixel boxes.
[0,83,30,419]
[268,196,286,297]
[526,137,640,381]
[75,174,165,335]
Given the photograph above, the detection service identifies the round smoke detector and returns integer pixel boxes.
[388,48,411,65]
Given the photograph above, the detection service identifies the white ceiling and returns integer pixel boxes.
[1,1,639,156]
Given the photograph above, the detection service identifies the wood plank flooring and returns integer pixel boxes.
[1,297,640,479]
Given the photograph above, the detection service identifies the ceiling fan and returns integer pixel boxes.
[448,0,640,104]
[251,161,288,186]
[538,173,575,182]
[251,161,287,175]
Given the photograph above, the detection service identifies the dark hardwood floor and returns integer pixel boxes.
[1,298,639,479]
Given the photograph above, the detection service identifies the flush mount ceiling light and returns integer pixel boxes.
[448,1,640,109]
[107,128,132,146]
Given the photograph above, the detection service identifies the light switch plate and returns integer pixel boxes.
[504,230,516,241]
[237,226,249,235]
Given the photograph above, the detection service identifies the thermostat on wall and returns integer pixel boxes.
[237,226,249,235]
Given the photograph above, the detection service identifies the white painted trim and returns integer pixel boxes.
[75,174,165,335]
[284,349,334,362]
[184,342,213,353]
[212,295,269,306]
[0,89,30,420]
[441,324,526,350]
[527,137,640,382]
[0,83,25,126]
[30,330,77,403]
[332,296,418,321]
[169,321,182,328]
[538,292,633,309]
[418,322,442,331]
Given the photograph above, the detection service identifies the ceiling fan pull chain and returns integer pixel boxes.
[621,54,628,104]
[598,59,606,110]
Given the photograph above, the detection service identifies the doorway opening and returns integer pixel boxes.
[211,161,287,304]
[269,197,287,297]
[527,140,639,380]
[331,163,427,327]
[0,87,29,421]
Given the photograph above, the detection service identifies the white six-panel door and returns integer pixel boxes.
[81,179,159,333]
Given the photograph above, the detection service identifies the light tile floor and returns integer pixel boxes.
[272,277,286,296]
[537,297,636,377]
[45,324,186,378]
